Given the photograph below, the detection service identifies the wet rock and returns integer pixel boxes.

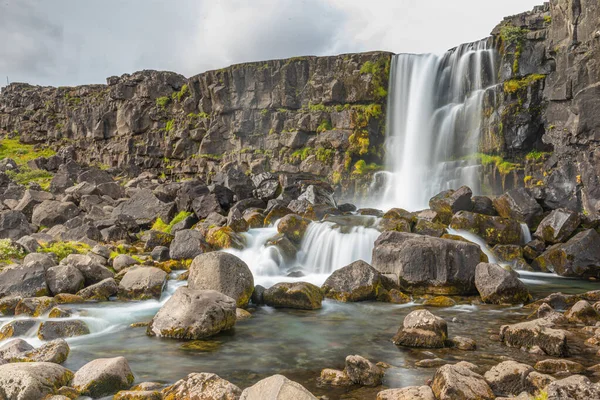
[534,208,580,244]
[431,363,494,400]
[147,287,236,339]
[429,186,474,224]
[499,318,569,356]
[545,375,600,400]
[227,208,249,233]
[37,320,90,340]
[76,278,119,301]
[415,358,446,368]
[0,296,20,316]
[54,293,84,304]
[319,369,352,386]
[377,386,436,400]
[236,308,252,320]
[379,288,411,304]
[345,355,384,386]
[263,282,323,310]
[15,296,56,316]
[113,254,138,272]
[263,205,293,226]
[0,210,34,240]
[169,229,208,260]
[0,262,49,299]
[536,303,568,324]
[472,196,497,216]
[31,200,80,227]
[475,263,530,304]
[483,361,533,397]
[161,372,241,400]
[118,266,167,300]
[0,338,33,361]
[413,219,446,237]
[251,285,265,306]
[0,319,38,340]
[532,229,600,278]
[72,356,135,398]
[239,374,318,400]
[46,265,85,295]
[205,226,245,250]
[0,362,73,399]
[150,245,170,262]
[450,336,477,350]
[48,307,72,318]
[493,188,543,229]
[277,214,311,244]
[188,252,254,308]
[11,339,70,364]
[534,359,585,375]
[422,296,456,307]
[321,260,383,302]
[526,371,555,392]
[372,231,482,295]
[450,211,523,246]
[565,300,600,325]
[393,309,448,348]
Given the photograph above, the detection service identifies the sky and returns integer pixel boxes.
[0,0,543,87]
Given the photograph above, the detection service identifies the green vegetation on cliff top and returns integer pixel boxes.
[504,74,546,94]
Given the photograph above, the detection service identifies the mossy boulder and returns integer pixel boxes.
[265,233,298,263]
[0,319,37,340]
[263,282,323,310]
[14,296,56,316]
[72,356,135,398]
[205,226,245,250]
[117,266,167,300]
[413,219,446,237]
[377,288,411,304]
[37,320,90,340]
[277,214,311,244]
[492,244,531,271]
[423,296,456,307]
[321,260,384,302]
[429,186,474,224]
[450,211,523,246]
[0,362,74,399]
[432,363,494,400]
[499,318,569,356]
[243,210,265,229]
[10,338,70,364]
[564,300,600,325]
[493,187,543,229]
[475,263,531,305]
[54,293,84,304]
[263,205,293,226]
[161,372,241,400]
[532,229,600,277]
[534,208,580,244]
[76,278,118,301]
[393,309,448,348]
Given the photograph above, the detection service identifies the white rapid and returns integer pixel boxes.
[226,216,380,287]
[378,40,497,211]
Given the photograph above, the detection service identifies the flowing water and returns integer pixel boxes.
[375,40,497,211]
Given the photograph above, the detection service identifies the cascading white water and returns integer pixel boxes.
[378,40,497,211]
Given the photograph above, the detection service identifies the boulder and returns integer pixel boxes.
[321,260,383,302]
[277,214,311,244]
[545,375,600,400]
[169,229,208,260]
[142,230,174,251]
[147,287,236,339]
[534,359,585,375]
[472,196,497,216]
[0,263,48,299]
[534,208,580,244]
[161,372,241,400]
[239,374,317,400]
[118,267,167,300]
[483,361,534,397]
[15,190,54,219]
[371,231,482,295]
[263,282,323,310]
[192,193,225,220]
[0,210,33,240]
[227,208,249,233]
[112,188,175,226]
[393,309,448,348]
[112,254,138,272]
[72,356,135,398]
[344,355,384,386]
[10,339,70,364]
[499,318,569,356]
[0,339,33,361]
[205,226,245,250]
[76,278,119,301]
[450,211,523,246]
[14,296,55,316]
[46,265,85,295]
[431,363,494,400]
[376,386,436,400]
[319,369,352,386]
[429,186,474,224]
[150,245,170,262]
[0,319,38,340]
[62,254,114,285]
[0,362,73,399]
[37,320,90,340]
[564,300,600,325]
[533,229,600,278]
[475,263,530,304]
[450,336,477,350]
[31,200,80,227]
[188,252,254,308]
[493,188,543,229]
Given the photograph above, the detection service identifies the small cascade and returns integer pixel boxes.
[446,227,499,263]
[520,223,532,244]
[376,39,498,211]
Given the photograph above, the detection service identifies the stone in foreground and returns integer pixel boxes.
[118,266,167,300]
[239,374,317,400]
[393,309,448,348]
[483,361,533,397]
[161,372,241,400]
[72,356,135,398]
[0,362,73,399]
[147,287,236,340]
[321,260,383,302]
[345,355,384,386]
[377,386,436,400]
[263,282,323,310]
[431,363,494,400]
[499,318,569,357]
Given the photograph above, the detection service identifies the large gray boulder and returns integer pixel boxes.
[533,229,600,277]
[14,190,53,219]
[169,229,207,260]
[76,278,118,301]
[377,386,436,400]
[46,265,85,295]
[61,254,113,285]
[188,252,254,307]
[371,231,482,295]
[37,320,90,340]
[493,187,543,229]
[118,266,167,300]
[0,362,74,400]
[534,208,580,244]
[0,210,34,240]
[239,374,318,400]
[147,287,236,339]
[72,356,134,398]
[263,282,323,310]
[161,372,241,400]
[475,263,530,304]
[321,260,383,302]
[499,318,569,356]
[483,361,534,397]
[31,200,80,227]
[545,375,600,400]
[10,339,70,364]
[344,355,384,386]
[429,186,474,224]
[393,309,448,348]
[112,188,175,225]
[0,263,49,299]
[431,363,494,400]
[0,339,33,361]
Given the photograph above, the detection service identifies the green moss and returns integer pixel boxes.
[0,239,26,264]
[260,109,269,116]
[308,103,328,112]
[359,56,390,100]
[290,147,313,163]
[504,74,546,94]
[525,150,551,161]
[500,25,528,47]
[156,96,170,109]
[40,242,91,261]
[164,119,175,132]
[0,136,56,165]
[332,171,342,185]
[465,153,519,175]
[316,120,332,133]
[173,84,189,102]
[151,211,192,234]
[315,148,335,164]
[352,160,384,175]
[6,167,53,190]
[543,16,552,24]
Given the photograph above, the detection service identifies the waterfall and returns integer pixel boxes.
[377,40,498,211]
[520,223,532,244]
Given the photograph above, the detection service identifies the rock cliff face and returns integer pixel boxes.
[0,53,391,202]
[481,0,600,216]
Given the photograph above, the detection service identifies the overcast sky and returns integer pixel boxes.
[0,0,543,87]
